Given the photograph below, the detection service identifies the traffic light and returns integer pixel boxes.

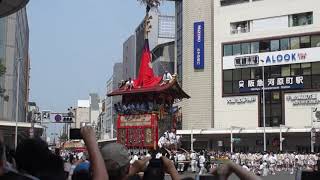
[63,116,73,122]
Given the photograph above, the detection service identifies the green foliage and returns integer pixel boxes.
[0,63,6,76]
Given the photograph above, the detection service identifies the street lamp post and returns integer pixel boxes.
[191,127,194,152]
[230,127,233,153]
[279,125,289,152]
[261,61,267,152]
[14,57,23,149]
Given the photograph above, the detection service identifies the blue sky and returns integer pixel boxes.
[28,0,174,113]
[27,1,174,138]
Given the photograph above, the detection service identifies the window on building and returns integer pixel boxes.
[312,63,320,88]
[223,70,233,94]
[263,66,271,78]
[301,63,311,75]
[290,37,300,49]
[241,43,251,54]
[311,35,320,47]
[289,12,313,27]
[224,82,233,94]
[230,21,250,34]
[242,68,251,80]
[224,44,233,56]
[312,62,320,75]
[291,64,301,76]
[281,65,290,76]
[259,40,270,52]
[300,36,310,48]
[233,44,241,55]
[251,67,262,79]
[224,70,233,81]
[312,75,320,89]
[270,40,280,51]
[251,42,259,53]
[221,0,250,7]
[233,81,239,93]
[304,75,312,89]
[233,69,242,80]
[280,38,290,50]
[270,66,281,77]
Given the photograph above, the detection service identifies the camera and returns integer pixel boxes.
[69,128,82,140]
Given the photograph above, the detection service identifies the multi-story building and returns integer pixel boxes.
[100,63,123,140]
[151,41,175,76]
[102,77,113,139]
[135,11,175,76]
[0,7,39,147]
[176,0,320,152]
[123,35,136,80]
[74,100,90,128]
[89,93,100,126]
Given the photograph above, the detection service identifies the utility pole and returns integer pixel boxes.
[14,57,23,149]
[191,127,194,152]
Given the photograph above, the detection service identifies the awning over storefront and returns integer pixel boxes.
[177,127,320,135]
[0,0,29,18]
[0,121,43,129]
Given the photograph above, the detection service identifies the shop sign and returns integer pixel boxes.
[239,76,304,93]
[223,47,320,70]
[227,97,256,104]
[286,94,320,106]
[265,52,307,64]
[194,21,204,69]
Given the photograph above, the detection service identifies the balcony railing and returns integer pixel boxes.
[230,27,250,34]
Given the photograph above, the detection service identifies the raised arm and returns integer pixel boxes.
[81,126,108,180]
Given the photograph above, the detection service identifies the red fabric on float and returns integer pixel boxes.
[134,39,162,88]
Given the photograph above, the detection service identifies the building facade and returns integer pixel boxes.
[75,100,90,128]
[151,41,175,76]
[100,63,123,140]
[123,35,136,80]
[0,7,32,147]
[0,7,29,123]
[176,0,320,152]
[89,93,100,126]
[135,11,175,76]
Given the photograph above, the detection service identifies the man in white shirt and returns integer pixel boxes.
[177,152,186,173]
[268,153,277,175]
[130,153,139,165]
[190,151,198,173]
[198,152,206,175]
[125,78,134,90]
[162,71,173,82]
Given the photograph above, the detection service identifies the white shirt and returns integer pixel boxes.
[269,155,277,164]
[126,80,134,86]
[163,72,173,81]
[199,155,206,164]
[190,153,197,160]
[156,153,162,159]
[130,155,139,164]
[177,154,186,162]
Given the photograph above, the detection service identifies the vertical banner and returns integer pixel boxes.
[194,21,204,69]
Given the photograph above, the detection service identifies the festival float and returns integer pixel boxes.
[108,0,190,152]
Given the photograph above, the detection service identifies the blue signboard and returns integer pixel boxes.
[194,21,204,69]
[239,76,304,93]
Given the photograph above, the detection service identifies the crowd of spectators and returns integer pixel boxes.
[0,127,263,180]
